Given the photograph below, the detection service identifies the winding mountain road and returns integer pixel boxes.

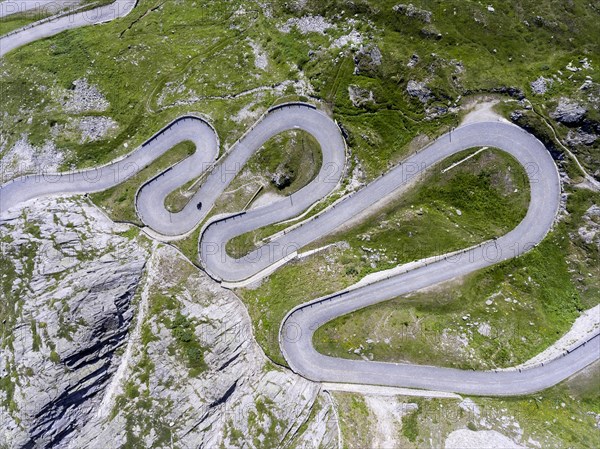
[1,2,598,396]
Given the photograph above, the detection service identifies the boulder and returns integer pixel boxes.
[551,98,587,124]
[530,76,553,95]
[393,3,432,23]
[406,80,432,103]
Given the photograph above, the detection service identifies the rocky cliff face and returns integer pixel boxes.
[69,244,338,449]
[0,197,148,448]
[0,199,337,448]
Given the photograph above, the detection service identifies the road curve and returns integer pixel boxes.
[0,105,345,236]
[137,104,346,236]
[1,1,68,19]
[1,3,598,395]
[0,0,137,56]
[0,115,218,212]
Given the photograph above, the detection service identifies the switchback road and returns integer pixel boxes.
[1,2,598,395]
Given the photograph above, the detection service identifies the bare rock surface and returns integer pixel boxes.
[348,85,374,107]
[566,129,598,146]
[551,98,587,124]
[0,135,65,180]
[278,15,333,34]
[61,78,110,114]
[331,29,363,49]
[0,197,148,448]
[68,245,338,449]
[530,76,553,95]
[77,116,119,143]
[0,200,337,448]
[353,44,382,74]
[393,3,432,23]
[407,80,432,103]
[444,429,526,448]
[578,205,600,247]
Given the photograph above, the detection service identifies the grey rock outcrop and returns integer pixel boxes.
[393,3,432,23]
[551,98,587,124]
[407,53,420,68]
[78,116,119,143]
[0,201,338,448]
[530,76,553,95]
[272,170,293,190]
[62,78,110,113]
[68,245,338,448]
[577,205,600,249]
[406,80,432,103]
[348,85,375,108]
[278,15,333,34]
[353,44,382,75]
[566,129,598,146]
[0,197,148,448]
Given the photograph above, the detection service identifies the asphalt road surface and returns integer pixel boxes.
[0,0,136,55]
[0,1,80,19]
[1,3,598,395]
